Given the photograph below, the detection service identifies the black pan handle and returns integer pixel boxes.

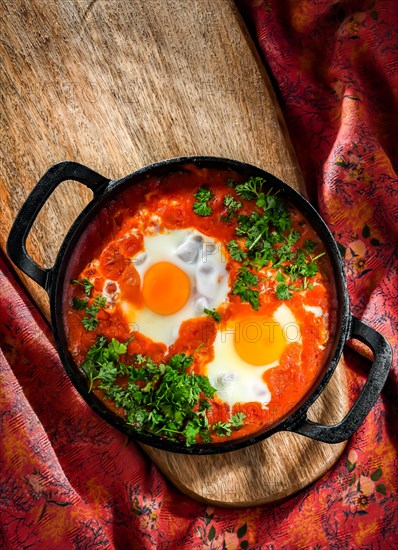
[6,161,110,290]
[287,316,392,443]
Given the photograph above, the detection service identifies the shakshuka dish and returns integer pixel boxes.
[64,165,336,446]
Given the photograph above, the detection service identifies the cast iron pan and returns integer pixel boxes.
[6,157,392,454]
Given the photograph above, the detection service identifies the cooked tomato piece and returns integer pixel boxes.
[119,264,143,307]
[119,232,144,257]
[99,241,129,279]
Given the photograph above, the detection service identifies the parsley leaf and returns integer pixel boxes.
[85,304,100,317]
[199,429,213,444]
[283,250,324,281]
[275,283,292,301]
[168,353,194,372]
[108,337,130,356]
[232,269,260,311]
[230,412,246,428]
[83,279,95,296]
[71,278,94,296]
[196,375,218,398]
[194,186,213,202]
[82,316,99,331]
[200,399,211,410]
[193,186,213,217]
[94,295,107,308]
[222,175,325,304]
[204,308,222,323]
[213,413,245,437]
[304,240,318,253]
[221,194,242,221]
[71,297,88,310]
[235,176,265,200]
[183,419,202,446]
[193,202,212,216]
[77,295,107,331]
[227,240,247,261]
[80,335,248,446]
[213,421,233,437]
[81,337,222,447]
[81,336,130,391]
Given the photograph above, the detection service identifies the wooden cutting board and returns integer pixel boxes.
[0,0,348,506]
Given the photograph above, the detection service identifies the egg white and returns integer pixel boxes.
[206,304,301,406]
[303,303,329,350]
[121,229,229,346]
[303,304,323,317]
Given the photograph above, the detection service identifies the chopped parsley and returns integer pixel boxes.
[213,413,246,437]
[220,194,243,222]
[227,240,247,262]
[232,269,260,311]
[191,175,323,305]
[304,239,318,253]
[71,276,108,331]
[230,411,246,428]
[283,250,324,281]
[275,283,293,301]
[81,337,246,446]
[71,297,88,310]
[82,316,99,331]
[71,277,94,296]
[204,308,222,323]
[85,304,100,317]
[94,295,107,308]
[222,176,325,305]
[234,176,265,200]
[193,186,213,217]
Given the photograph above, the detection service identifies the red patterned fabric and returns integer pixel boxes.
[1,1,397,548]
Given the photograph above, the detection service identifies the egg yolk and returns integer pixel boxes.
[234,319,287,366]
[142,262,190,315]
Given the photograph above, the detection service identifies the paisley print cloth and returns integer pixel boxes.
[1,0,397,547]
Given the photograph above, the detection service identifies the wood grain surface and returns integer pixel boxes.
[0,0,348,506]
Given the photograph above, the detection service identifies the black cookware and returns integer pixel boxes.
[6,157,392,454]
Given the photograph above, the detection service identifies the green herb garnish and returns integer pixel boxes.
[275,283,293,301]
[81,337,246,446]
[204,308,222,323]
[234,176,264,200]
[282,250,324,281]
[227,240,247,262]
[230,412,246,428]
[224,175,324,305]
[85,304,100,317]
[232,269,260,311]
[213,413,246,437]
[71,278,94,296]
[304,240,318,253]
[193,186,213,217]
[82,316,99,331]
[71,281,108,330]
[71,297,88,310]
[220,194,243,222]
[94,295,107,308]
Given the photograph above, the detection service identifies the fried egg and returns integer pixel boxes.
[120,229,229,346]
[207,304,301,406]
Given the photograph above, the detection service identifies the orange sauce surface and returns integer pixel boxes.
[63,164,337,443]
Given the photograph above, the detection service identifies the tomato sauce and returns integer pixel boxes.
[63,164,337,444]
